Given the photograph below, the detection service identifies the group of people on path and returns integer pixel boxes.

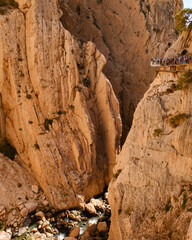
[151,55,192,66]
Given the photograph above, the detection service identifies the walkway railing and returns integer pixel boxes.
[151,55,192,67]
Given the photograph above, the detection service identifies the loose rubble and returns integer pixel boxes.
[1,193,110,240]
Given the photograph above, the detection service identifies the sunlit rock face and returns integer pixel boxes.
[109,31,192,240]
[0,0,121,221]
[59,0,183,139]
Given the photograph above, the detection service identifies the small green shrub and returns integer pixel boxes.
[68,105,75,110]
[83,77,91,87]
[28,121,33,124]
[179,188,185,196]
[0,0,18,15]
[169,113,188,128]
[177,70,192,89]
[166,88,174,94]
[44,118,53,130]
[0,137,16,160]
[125,207,132,216]
[146,4,150,11]
[182,194,188,209]
[153,128,162,137]
[165,198,172,212]
[17,183,22,188]
[173,196,178,202]
[26,94,32,99]
[153,27,160,33]
[113,10,118,15]
[150,215,156,221]
[170,83,178,90]
[57,110,66,115]
[0,222,5,231]
[19,71,24,77]
[34,142,40,150]
[113,169,122,179]
[18,57,22,61]
[141,9,146,18]
[175,8,192,33]
[118,209,122,215]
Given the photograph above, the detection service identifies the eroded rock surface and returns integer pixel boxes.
[59,0,183,137]
[0,0,121,221]
[0,154,42,227]
[109,35,192,239]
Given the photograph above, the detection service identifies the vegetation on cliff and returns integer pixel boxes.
[175,8,192,32]
[0,0,18,14]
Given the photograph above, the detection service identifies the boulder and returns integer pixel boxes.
[85,203,96,215]
[42,200,49,207]
[67,211,80,221]
[46,232,53,238]
[97,222,108,236]
[69,226,80,238]
[35,211,45,219]
[20,208,29,217]
[25,202,38,212]
[0,231,11,240]
[104,192,109,202]
[84,223,97,237]
[32,185,39,194]
[90,198,105,211]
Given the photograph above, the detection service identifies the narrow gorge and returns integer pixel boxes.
[0,0,192,240]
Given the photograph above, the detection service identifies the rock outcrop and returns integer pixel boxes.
[165,30,192,57]
[59,0,183,138]
[0,0,121,223]
[109,31,192,239]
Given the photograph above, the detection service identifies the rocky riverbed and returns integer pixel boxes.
[0,193,110,240]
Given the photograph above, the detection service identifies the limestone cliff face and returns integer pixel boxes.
[108,32,192,239]
[0,154,43,227]
[59,0,183,138]
[0,0,121,220]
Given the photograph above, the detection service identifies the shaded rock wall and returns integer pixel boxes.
[0,0,121,215]
[59,0,183,139]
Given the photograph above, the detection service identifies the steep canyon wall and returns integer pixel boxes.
[109,31,192,240]
[0,0,121,225]
[59,0,183,139]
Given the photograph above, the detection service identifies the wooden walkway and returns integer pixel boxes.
[151,63,192,73]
